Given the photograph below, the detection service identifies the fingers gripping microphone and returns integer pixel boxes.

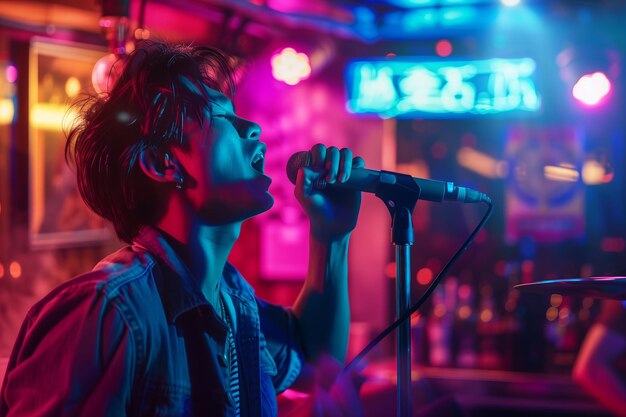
[286,151,491,204]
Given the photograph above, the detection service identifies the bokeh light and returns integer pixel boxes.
[92,53,125,94]
[5,65,17,83]
[572,72,611,106]
[416,267,434,285]
[65,77,81,97]
[9,261,21,279]
[435,39,453,57]
[501,0,521,7]
[271,47,311,86]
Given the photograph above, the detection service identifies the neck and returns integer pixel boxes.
[154,198,241,307]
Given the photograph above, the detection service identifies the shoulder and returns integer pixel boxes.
[26,246,161,324]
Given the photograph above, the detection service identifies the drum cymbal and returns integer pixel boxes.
[514,277,626,300]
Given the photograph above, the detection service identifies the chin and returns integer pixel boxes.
[204,181,274,223]
[214,194,274,224]
[247,191,274,217]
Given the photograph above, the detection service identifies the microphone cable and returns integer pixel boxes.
[344,199,494,373]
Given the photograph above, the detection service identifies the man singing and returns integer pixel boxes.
[0,41,364,417]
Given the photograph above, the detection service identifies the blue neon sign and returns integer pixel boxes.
[346,58,541,118]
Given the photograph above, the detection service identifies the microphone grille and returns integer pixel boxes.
[286,151,311,185]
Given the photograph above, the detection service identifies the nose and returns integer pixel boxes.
[237,117,261,140]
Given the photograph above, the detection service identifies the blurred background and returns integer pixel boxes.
[1,0,625,416]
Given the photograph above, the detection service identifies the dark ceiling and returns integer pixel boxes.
[150,0,626,43]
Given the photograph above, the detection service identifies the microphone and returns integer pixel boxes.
[286,151,491,204]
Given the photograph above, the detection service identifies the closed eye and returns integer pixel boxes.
[211,113,235,122]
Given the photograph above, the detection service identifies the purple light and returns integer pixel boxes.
[572,72,611,106]
[5,65,17,83]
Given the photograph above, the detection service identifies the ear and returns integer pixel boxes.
[138,147,182,186]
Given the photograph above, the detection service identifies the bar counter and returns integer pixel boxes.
[360,359,611,417]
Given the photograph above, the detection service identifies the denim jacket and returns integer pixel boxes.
[0,226,303,417]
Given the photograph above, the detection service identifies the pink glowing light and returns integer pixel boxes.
[435,39,452,57]
[92,53,125,94]
[271,48,311,86]
[572,72,611,106]
[5,65,17,83]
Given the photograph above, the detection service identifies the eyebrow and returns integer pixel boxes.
[211,95,235,113]
[202,85,235,113]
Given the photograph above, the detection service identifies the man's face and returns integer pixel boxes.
[171,87,273,225]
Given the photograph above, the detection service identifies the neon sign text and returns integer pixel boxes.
[346,58,541,118]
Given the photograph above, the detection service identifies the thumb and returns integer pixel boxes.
[295,167,316,199]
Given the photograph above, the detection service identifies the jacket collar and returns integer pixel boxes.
[131,226,255,324]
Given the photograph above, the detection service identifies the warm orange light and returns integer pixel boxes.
[458,306,472,320]
[582,160,613,184]
[31,103,77,131]
[550,294,563,307]
[0,98,14,125]
[134,28,150,40]
[480,309,493,322]
[544,164,579,182]
[9,261,21,279]
[546,306,558,321]
[65,76,81,97]
[433,304,447,318]
[457,146,508,179]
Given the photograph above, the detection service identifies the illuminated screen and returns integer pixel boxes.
[346,57,541,118]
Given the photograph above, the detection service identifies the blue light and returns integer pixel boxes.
[385,0,438,7]
[385,0,489,6]
[378,3,496,39]
[441,0,487,4]
[440,6,476,26]
[347,63,398,113]
[401,9,438,31]
[346,57,541,118]
[353,6,378,40]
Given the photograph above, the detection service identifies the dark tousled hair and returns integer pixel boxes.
[66,41,237,243]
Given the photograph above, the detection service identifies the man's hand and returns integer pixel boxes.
[294,144,365,243]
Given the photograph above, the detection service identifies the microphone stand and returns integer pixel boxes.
[375,172,421,417]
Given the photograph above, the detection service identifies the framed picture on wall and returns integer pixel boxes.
[29,38,113,249]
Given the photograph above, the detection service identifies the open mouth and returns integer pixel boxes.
[251,151,265,174]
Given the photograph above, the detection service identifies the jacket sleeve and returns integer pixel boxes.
[256,298,303,394]
[0,281,135,417]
